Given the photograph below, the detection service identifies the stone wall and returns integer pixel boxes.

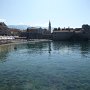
[52,31,74,40]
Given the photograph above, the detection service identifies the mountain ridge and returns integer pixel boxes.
[8,25,30,30]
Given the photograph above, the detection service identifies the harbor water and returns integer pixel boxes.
[0,41,90,90]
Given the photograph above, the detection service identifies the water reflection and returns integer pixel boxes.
[0,41,90,62]
[0,46,10,62]
[79,41,90,58]
[0,41,90,90]
[0,41,90,61]
[0,41,52,62]
[26,42,52,55]
[52,41,90,58]
[48,41,52,54]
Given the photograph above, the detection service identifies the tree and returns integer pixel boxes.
[82,24,90,32]
[53,28,57,31]
[58,27,60,30]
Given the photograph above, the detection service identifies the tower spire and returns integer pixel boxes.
[48,20,51,34]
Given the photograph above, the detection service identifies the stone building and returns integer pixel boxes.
[9,28,21,36]
[26,27,45,39]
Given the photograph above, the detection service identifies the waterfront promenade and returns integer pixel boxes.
[0,36,52,46]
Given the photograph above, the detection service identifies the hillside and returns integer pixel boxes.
[0,22,10,35]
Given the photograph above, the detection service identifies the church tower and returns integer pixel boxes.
[48,21,51,34]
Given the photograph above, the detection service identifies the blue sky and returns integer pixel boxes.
[0,0,90,28]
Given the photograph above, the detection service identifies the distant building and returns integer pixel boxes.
[26,27,45,39]
[52,24,90,41]
[20,30,27,37]
[9,28,21,36]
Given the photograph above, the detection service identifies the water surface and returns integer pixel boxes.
[0,41,90,90]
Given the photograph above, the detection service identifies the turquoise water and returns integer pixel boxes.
[0,41,90,90]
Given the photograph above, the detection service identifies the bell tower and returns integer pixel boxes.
[48,20,51,34]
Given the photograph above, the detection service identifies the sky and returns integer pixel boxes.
[0,0,90,28]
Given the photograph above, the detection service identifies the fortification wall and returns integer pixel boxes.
[52,31,74,40]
